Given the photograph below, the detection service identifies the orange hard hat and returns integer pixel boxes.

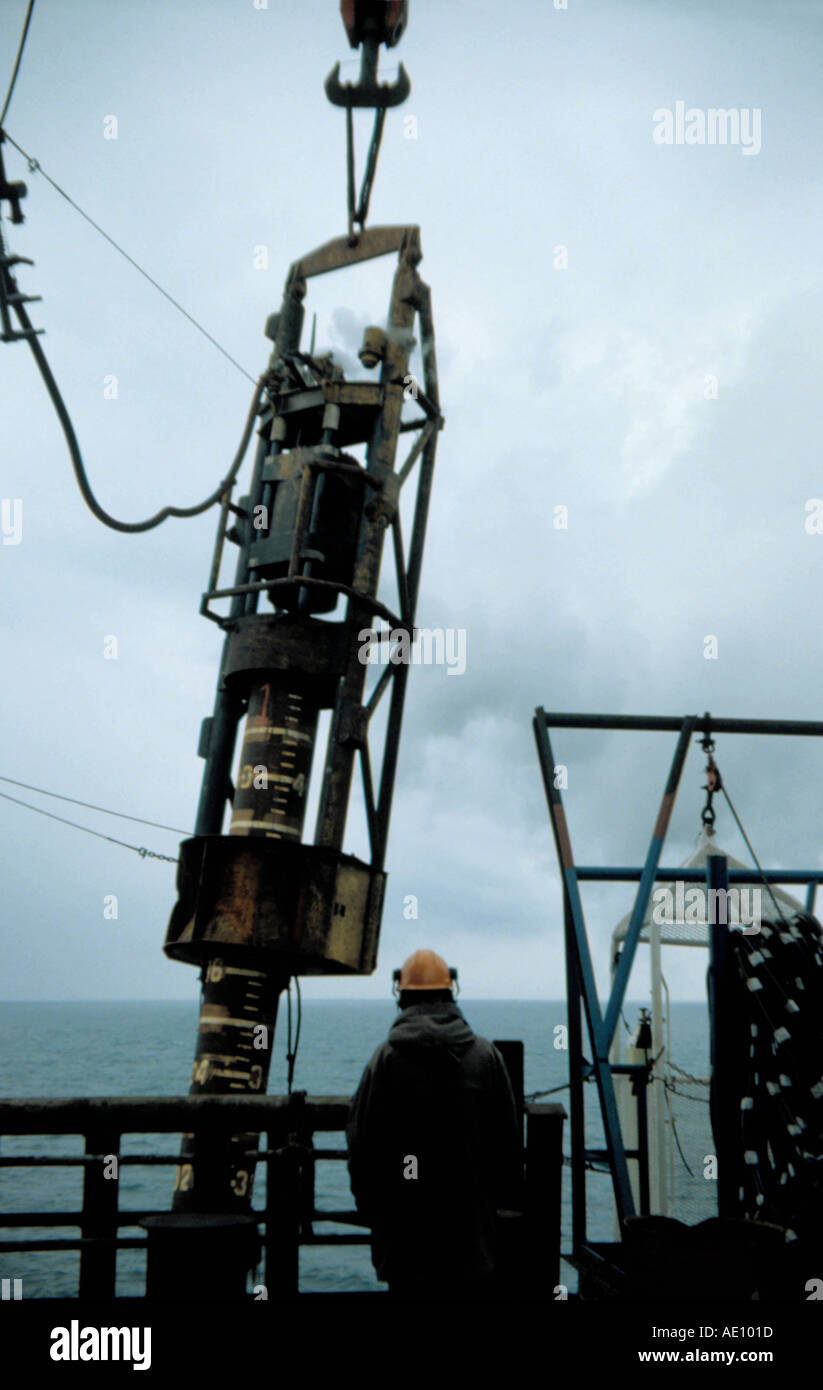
[395,949,454,992]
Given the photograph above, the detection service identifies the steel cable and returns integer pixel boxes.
[14,287,265,532]
[0,772,190,835]
[0,1,36,127]
[1,130,256,384]
[0,788,179,862]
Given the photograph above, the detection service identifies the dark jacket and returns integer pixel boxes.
[346,1001,522,1287]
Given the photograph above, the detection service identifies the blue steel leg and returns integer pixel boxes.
[534,711,635,1226]
[603,717,696,1049]
[564,892,587,1250]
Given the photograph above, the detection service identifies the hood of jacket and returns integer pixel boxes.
[387,1001,477,1065]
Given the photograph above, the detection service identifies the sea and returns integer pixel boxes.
[0,1000,716,1297]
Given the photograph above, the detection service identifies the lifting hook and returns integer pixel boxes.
[325,1,411,109]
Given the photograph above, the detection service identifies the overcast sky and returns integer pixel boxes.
[3,0,823,1008]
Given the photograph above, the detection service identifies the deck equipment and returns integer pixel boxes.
[163,0,444,1219]
[534,708,823,1297]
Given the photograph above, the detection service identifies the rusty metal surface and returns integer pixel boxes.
[270,383,384,448]
[165,836,386,975]
[311,232,426,856]
[222,614,348,697]
[290,225,415,281]
[171,963,287,1212]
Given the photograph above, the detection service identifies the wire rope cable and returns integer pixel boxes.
[0,0,36,127]
[1,129,268,533]
[285,977,302,1094]
[720,781,792,929]
[1,130,256,384]
[0,772,190,835]
[0,788,179,862]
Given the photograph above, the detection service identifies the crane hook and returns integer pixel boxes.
[325,1,411,109]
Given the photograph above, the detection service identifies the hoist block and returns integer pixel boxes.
[340,0,408,50]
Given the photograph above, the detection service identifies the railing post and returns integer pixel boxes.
[524,1102,566,1295]
[263,1093,306,1296]
[491,1040,526,1294]
[493,1039,524,1133]
[265,1142,301,1296]
[300,1137,315,1242]
[633,1070,650,1215]
[79,1127,120,1298]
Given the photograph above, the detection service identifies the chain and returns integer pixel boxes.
[136,846,180,863]
[700,716,721,828]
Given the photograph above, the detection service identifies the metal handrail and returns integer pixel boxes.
[0,1094,367,1295]
[0,1092,565,1296]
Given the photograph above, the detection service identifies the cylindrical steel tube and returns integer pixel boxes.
[229,679,318,840]
[172,962,286,1213]
[174,676,319,1214]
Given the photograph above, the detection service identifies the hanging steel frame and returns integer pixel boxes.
[533,709,823,1263]
[196,225,443,875]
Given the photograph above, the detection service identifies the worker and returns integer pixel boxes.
[346,948,523,1296]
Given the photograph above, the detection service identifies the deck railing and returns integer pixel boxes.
[0,1091,565,1298]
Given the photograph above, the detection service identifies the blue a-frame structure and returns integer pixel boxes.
[533,710,823,1278]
